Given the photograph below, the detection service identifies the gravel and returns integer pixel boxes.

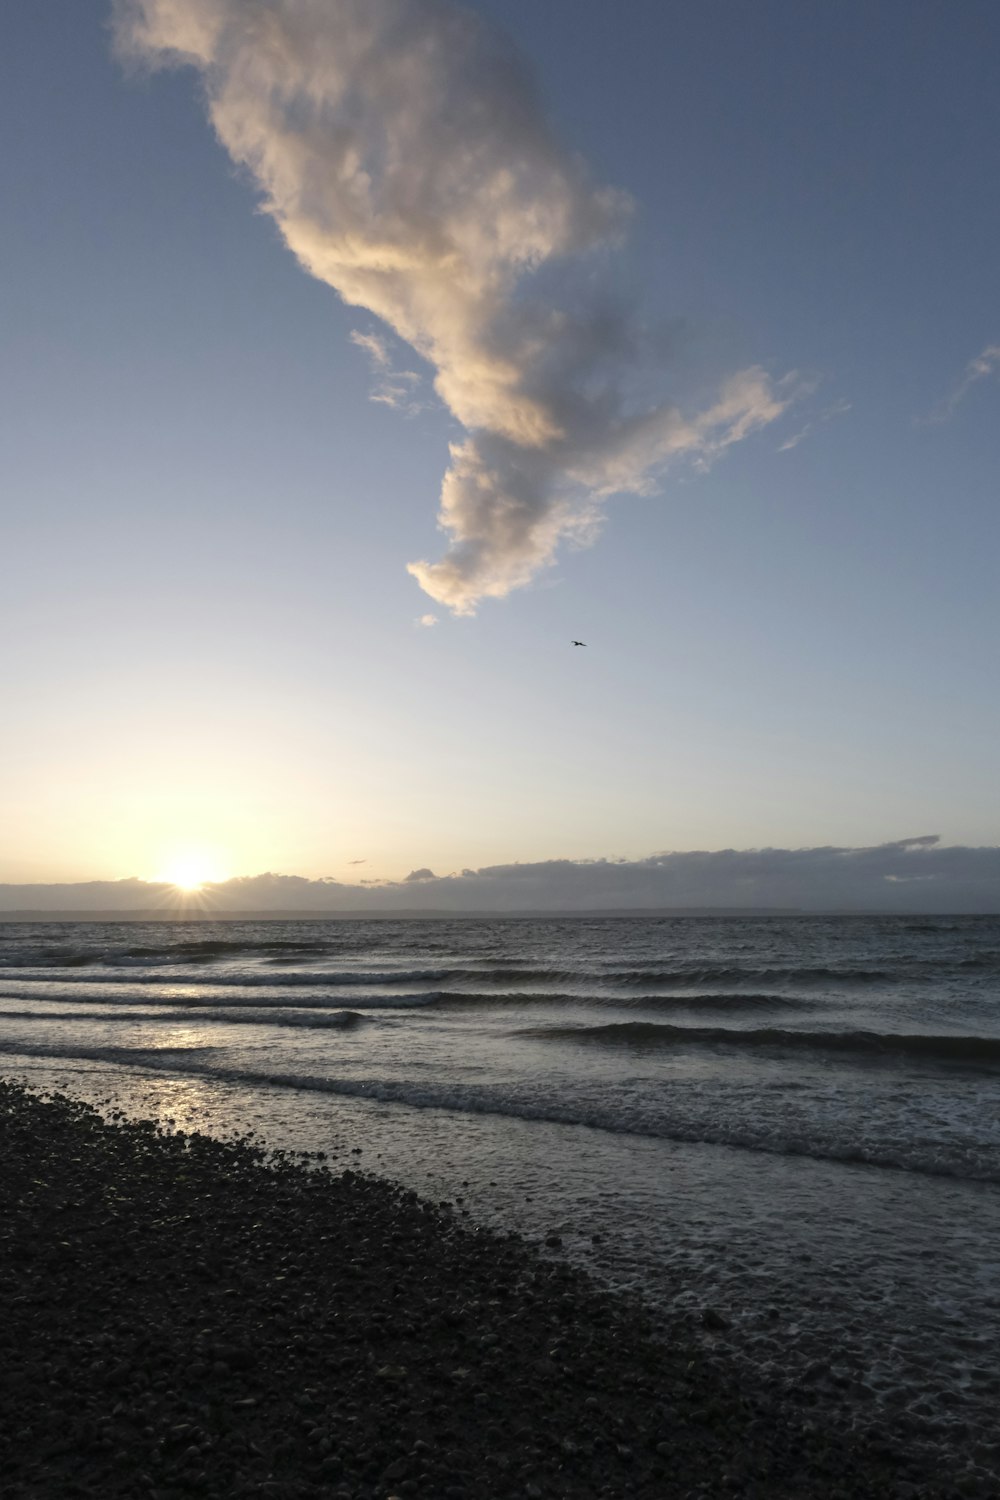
[0,1078,967,1498]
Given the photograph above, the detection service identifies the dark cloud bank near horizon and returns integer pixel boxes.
[3,838,999,916]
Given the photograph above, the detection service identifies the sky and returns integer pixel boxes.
[2,0,998,903]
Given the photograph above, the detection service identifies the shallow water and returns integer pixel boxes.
[2,914,999,1483]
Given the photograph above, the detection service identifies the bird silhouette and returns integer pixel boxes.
[571,640,587,647]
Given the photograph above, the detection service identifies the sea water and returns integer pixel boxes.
[2,915,998,1480]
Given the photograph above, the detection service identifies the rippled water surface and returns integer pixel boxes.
[2,914,999,1481]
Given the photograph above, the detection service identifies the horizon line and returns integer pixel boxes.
[1,906,998,923]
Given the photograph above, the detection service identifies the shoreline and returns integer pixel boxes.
[0,1078,966,1498]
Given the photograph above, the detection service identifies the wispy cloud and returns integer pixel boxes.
[349,329,390,369]
[922,343,1000,424]
[350,328,425,415]
[415,613,438,628]
[115,0,800,614]
[777,396,851,453]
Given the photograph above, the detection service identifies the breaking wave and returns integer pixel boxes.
[1,1038,997,1184]
[521,1021,1000,1068]
[0,1006,368,1031]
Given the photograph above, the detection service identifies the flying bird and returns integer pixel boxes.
[571,640,587,647]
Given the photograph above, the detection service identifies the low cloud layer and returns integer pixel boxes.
[115,0,797,613]
[4,838,998,914]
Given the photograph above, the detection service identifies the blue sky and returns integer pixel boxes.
[2,0,998,888]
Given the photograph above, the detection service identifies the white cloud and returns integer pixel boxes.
[923,343,1000,424]
[115,0,799,613]
[415,612,438,627]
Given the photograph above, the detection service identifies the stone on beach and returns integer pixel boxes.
[0,1078,962,1498]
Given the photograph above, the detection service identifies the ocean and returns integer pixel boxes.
[2,914,998,1478]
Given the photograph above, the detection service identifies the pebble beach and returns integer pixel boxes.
[0,1077,973,1500]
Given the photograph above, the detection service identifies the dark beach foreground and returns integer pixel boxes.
[0,1080,968,1500]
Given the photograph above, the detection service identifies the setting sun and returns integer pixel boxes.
[153,847,230,892]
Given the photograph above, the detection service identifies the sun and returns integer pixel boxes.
[153,847,230,893]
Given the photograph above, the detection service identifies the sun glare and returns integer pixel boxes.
[153,848,230,893]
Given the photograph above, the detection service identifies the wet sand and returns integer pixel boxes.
[0,1079,967,1498]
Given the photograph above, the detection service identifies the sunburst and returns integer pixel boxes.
[153,847,229,893]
